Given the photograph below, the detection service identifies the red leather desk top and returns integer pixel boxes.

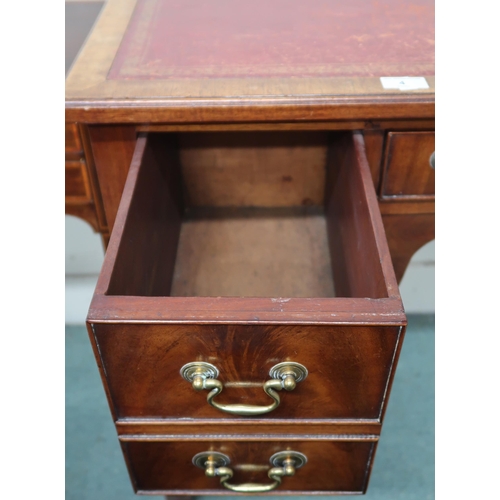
[108,0,434,80]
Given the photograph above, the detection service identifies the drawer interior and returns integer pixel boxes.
[171,209,333,297]
[104,131,392,300]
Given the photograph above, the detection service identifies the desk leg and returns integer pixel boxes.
[382,212,435,283]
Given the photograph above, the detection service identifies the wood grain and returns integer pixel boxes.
[79,124,109,233]
[65,122,83,154]
[120,439,376,494]
[65,202,100,233]
[379,199,435,215]
[65,160,91,199]
[178,132,328,208]
[88,131,406,324]
[66,0,434,120]
[87,125,137,231]
[88,295,406,325]
[116,420,381,437]
[66,98,435,125]
[381,213,435,282]
[65,3,107,235]
[136,120,435,133]
[65,122,101,232]
[363,130,385,189]
[96,131,401,302]
[66,0,435,127]
[67,1,433,495]
[381,131,435,198]
[107,133,183,296]
[171,211,335,298]
[90,322,402,421]
[326,132,399,299]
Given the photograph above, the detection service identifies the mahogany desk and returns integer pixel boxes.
[66,0,434,496]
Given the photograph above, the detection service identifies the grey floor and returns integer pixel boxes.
[66,315,434,500]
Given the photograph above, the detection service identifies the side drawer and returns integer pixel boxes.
[65,122,83,156]
[380,131,435,198]
[65,159,92,200]
[65,123,90,202]
[87,131,406,424]
[65,122,103,233]
[120,438,377,495]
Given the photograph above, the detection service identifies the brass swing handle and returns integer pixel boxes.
[180,361,308,416]
[193,450,307,493]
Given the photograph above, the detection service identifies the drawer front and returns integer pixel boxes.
[121,438,376,494]
[381,131,435,198]
[91,322,402,421]
[65,122,83,156]
[65,122,102,231]
[65,159,91,200]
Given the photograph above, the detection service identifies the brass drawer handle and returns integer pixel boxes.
[193,450,307,493]
[429,151,435,169]
[180,361,308,416]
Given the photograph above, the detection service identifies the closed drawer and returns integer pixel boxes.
[87,131,406,424]
[380,131,435,198]
[65,122,83,156]
[65,159,91,200]
[120,438,376,495]
[65,122,93,203]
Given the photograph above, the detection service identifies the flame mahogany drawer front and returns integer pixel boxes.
[120,438,376,495]
[93,323,401,421]
[87,130,406,425]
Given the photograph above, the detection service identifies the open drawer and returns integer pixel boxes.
[87,131,406,424]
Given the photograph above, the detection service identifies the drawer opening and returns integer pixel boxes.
[103,131,395,300]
